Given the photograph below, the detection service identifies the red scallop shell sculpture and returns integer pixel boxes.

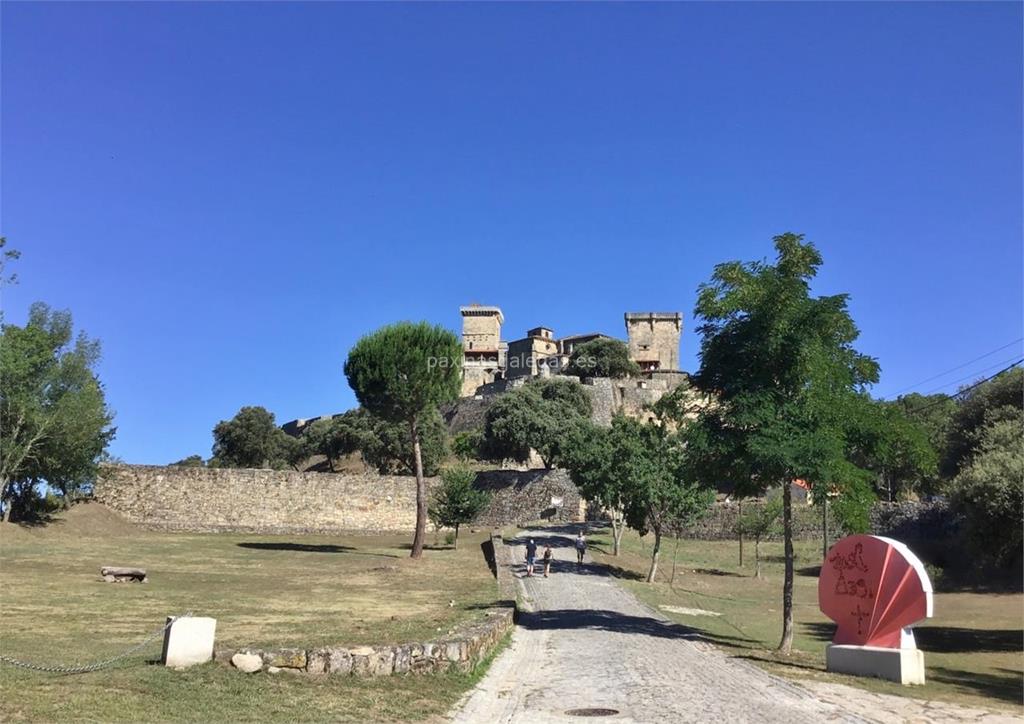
[818,535,934,648]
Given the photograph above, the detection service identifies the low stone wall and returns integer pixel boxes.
[473,468,584,527]
[95,464,433,534]
[217,607,514,677]
[676,500,845,541]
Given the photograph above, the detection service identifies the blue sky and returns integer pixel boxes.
[3,2,1021,465]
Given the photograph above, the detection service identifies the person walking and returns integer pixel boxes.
[542,544,553,577]
[525,538,538,577]
[574,531,587,565]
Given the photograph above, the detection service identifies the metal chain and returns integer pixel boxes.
[0,611,194,674]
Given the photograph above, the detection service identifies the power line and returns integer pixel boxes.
[918,355,1024,396]
[902,359,1023,417]
[889,338,1024,397]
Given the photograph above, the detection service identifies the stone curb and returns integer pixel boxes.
[217,607,514,677]
[219,533,518,677]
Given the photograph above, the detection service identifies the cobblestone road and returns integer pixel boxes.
[452,527,865,724]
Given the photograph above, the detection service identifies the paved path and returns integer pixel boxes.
[453,526,864,724]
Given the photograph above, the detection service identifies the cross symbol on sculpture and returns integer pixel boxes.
[852,603,871,635]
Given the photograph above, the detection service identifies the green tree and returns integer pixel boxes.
[361,409,448,477]
[950,412,1024,567]
[210,406,300,470]
[1,303,115,521]
[170,455,205,467]
[735,495,783,578]
[482,378,591,467]
[847,400,938,502]
[941,367,1023,479]
[561,422,628,555]
[428,464,490,549]
[564,338,640,379]
[302,412,368,472]
[691,233,880,653]
[344,322,462,559]
[608,416,714,582]
[452,429,484,461]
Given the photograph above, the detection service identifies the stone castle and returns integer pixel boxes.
[459,305,683,397]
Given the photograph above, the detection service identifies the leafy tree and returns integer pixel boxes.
[1,303,115,521]
[0,237,20,288]
[428,464,490,549]
[482,378,591,467]
[210,406,301,470]
[941,367,1023,479]
[690,233,880,653]
[170,455,205,467]
[847,400,937,502]
[891,392,957,486]
[950,412,1024,567]
[561,422,628,555]
[608,416,714,582]
[735,495,783,578]
[452,429,484,461]
[361,409,448,477]
[562,414,714,581]
[302,412,368,472]
[564,338,640,379]
[344,322,462,558]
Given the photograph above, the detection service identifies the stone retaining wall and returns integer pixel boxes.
[473,469,584,527]
[217,606,515,677]
[95,464,432,534]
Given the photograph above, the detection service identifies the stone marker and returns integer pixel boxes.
[818,535,933,685]
[161,615,217,668]
[231,653,263,673]
[100,566,147,583]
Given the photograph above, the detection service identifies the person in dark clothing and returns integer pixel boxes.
[525,538,538,577]
[542,544,554,577]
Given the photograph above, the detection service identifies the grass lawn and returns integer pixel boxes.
[587,524,1023,714]
[0,503,505,722]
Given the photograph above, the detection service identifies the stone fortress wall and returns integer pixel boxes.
[94,464,582,534]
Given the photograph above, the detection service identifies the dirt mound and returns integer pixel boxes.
[0,501,140,539]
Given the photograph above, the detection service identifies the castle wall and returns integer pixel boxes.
[95,464,430,534]
[94,464,584,534]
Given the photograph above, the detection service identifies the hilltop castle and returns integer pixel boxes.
[459,304,683,397]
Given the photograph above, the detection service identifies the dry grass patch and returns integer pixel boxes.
[0,502,505,722]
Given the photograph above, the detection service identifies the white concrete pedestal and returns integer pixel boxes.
[826,644,926,685]
[161,616,217,668]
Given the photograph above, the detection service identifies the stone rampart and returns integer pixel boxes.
[95,464,432,534]
[95,464,584,534]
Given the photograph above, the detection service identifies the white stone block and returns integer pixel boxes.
[162,616,217,668]
[826,644,926,685]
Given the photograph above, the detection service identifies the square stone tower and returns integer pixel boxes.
[624,312,682,372]
[460,305,504,396]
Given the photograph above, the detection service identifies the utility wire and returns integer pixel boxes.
[918,355,1024,396]
[889,338,1024,397]
[902,359,1023,416]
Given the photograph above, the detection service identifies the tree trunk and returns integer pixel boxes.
[611,512,624,556]
[670,534,681,585]
[822,495,829,560]
[409,418,427,559]
[454,522,459,550]
[738,499,744,567]
[646,527,662,583]
[778,481,795,653]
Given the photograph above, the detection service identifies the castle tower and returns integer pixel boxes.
[460,305,504,396]
[624,312,682,372]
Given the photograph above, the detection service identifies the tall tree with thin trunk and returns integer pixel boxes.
[345,322,461,559]
[691,233,879,653]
